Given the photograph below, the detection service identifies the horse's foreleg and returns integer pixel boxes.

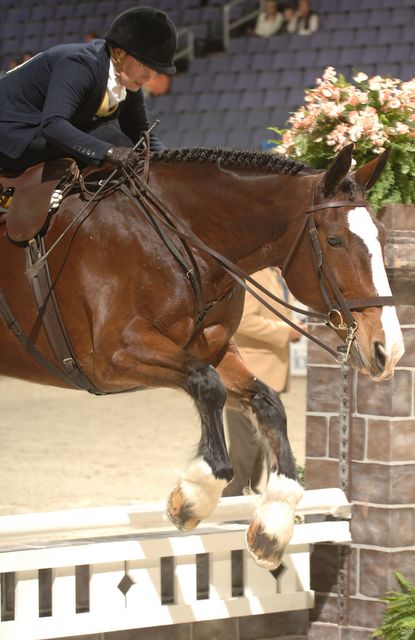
[109,321,233,531]
[217,344,303,570]
[167,359,233,530]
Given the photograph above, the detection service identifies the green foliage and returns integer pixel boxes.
[373,572,415,639]
[269,68,415,214]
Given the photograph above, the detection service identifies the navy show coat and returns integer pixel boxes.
[0,39,162,167]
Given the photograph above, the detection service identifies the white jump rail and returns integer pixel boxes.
[0,489,352,640]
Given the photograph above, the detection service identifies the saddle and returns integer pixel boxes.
[0,158,78,243]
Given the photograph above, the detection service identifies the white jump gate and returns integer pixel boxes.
[0,489,351,639]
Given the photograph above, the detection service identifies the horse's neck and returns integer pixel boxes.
[150,162,315,275]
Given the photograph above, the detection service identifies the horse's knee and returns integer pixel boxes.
[252,381,287,430]
[186,362,227,408]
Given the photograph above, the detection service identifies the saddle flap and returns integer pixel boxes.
[6,159,77,243]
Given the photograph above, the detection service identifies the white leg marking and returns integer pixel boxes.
[178,457,228,519]
[347,208,404,367]
[247,472,304,569]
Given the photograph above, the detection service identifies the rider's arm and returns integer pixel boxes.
[40,55,113,166]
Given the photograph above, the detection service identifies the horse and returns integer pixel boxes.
[0,143,404,570]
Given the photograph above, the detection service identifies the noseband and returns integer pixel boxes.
[282,198,395,363]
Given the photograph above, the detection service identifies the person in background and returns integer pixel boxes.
[223,267,306,497]
[85,31,100,42]
[283,0,319,35]
[249,0,283,38]
[142,72,171,98]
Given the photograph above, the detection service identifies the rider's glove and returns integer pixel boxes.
[104,146,137,169]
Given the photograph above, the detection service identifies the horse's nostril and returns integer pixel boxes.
[374,341,387,370]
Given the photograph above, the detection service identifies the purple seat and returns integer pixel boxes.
[354,28,378,46]
[208,56,232,73]
[200,111,224,131]
[24,22,46,37]
[7,7,30,22]
[400,63,414,81]
[251,52,273,72]
[240,90,265,109]
[304,32,334,52]
[195,93,219,111]
[378,26,402,45]
[148,94,175,113]
[31,6,55,21]
[286,87,306,108]
[368,9,392,27]
[227,129,251,149]
[212,73,233,92]
[361,45,388,64]
[293,50,317,68]
[257,70,281,90]
[247,37,269,54]
[245,108,270,129]
[182,8,202,25]
[55,5,74,19]
[204,129,227,148]
[62,19,83,36]
[41,35,61,50]
[235,71,260,91]
[201,6,222,22]
[280,69,304,87]
[303,67,324,88]
[325,13,348,30]
[388,44,411,63]
[338,47,362,66]
[390,8,414,26]
[401,25,415,43]
[268,107,290,127]
[264,88,288,108]
[347,12,369,28]
[181,130,206,148]
[175,94,198,112]
[21,35,42,54]
[230,54,252,72]
[372,62,399,77]
[228,37,247,54]
[171,74,193,94]
[223,109,246,129]
[176,112,201,132]
[217,92,240,110]
[188,57,210,75]
[315,49,339,69]
[271,51,295,70]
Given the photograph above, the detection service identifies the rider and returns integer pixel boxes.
[0,6,177,180]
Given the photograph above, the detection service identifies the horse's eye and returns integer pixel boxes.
[327,235,344,248]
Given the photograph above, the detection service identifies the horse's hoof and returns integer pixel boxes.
[245,521,284,570]
[167,487,201,531]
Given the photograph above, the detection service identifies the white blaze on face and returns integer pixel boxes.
[347,207,404,368]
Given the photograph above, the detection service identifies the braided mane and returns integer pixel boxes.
[150,147,317,176]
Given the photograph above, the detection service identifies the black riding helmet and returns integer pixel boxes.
[106,6,178,75]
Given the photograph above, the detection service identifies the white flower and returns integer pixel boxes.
[353,72,368,83]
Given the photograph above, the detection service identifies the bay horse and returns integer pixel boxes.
[0,143,404,570]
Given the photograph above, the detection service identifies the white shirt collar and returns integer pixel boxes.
[107,58,127,107]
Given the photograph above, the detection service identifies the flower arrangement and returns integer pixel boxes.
[269,67,415,212]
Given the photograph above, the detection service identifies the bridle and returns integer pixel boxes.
[282,198,395,362]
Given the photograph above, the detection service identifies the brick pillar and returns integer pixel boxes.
[305,204,415,640]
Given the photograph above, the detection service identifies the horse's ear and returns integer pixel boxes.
[355,147,390,191]
[322,143,354,196]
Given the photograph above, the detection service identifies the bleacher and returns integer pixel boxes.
[1,0,414,150]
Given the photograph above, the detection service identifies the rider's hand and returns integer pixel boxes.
[104,146,137,169]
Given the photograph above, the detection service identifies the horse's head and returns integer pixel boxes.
[284,143,404,381]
